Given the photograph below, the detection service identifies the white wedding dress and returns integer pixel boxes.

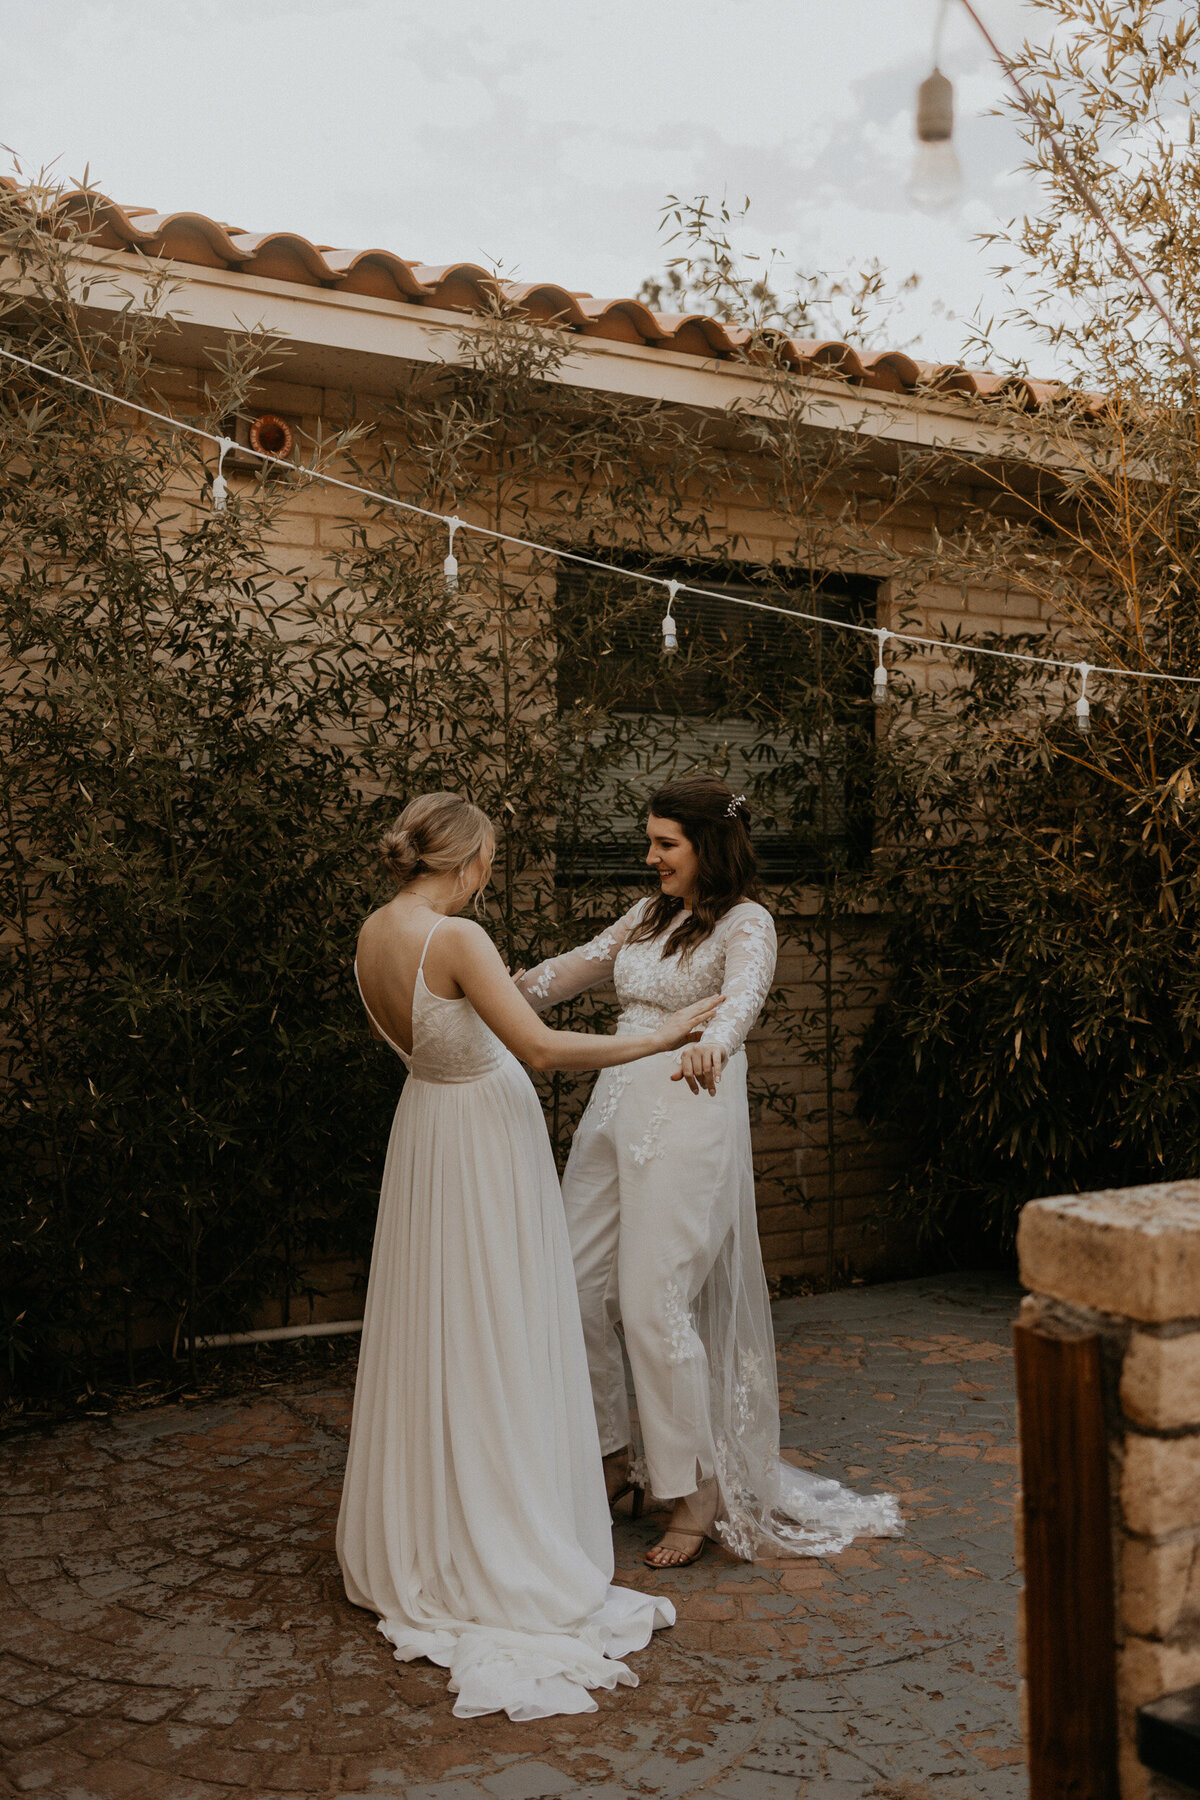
[336,919,673,1721]
[518,898,901,1561]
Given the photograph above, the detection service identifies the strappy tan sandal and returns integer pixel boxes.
[644,1528,707,1569]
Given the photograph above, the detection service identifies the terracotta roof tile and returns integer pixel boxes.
[8,182,1074,411]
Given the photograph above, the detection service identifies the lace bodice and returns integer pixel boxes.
[516,899,777,1059]
[355,926,508,1085]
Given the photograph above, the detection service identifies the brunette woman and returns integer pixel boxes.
[516,774,900,1568]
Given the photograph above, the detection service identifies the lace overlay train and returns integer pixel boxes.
[518,899,902,1561]
[336,923,673,1720]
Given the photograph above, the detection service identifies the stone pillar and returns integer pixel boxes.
[1018,1182,1200,1800]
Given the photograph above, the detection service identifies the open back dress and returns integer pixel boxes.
[336,917,673,1721]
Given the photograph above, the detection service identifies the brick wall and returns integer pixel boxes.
[1018,1183,1200,1800]
[151,361,1045,1293]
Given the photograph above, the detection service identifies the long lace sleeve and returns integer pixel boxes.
[701,906,777,1059]
[514,901,647,1014]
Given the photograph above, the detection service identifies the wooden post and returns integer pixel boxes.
[1015,1319,1119,1800]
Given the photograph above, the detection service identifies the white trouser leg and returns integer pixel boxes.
[561,1118,629,1457]
[616,1172,724,1500]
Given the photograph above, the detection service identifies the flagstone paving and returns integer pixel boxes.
[0,1272,1025,1800]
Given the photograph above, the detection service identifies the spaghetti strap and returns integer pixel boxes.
[353,917,451,1068]
[416,915,446,979]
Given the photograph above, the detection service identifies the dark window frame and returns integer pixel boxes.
[553,557,880,887]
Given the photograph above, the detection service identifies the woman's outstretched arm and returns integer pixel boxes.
[513,901,646,1013]
[452,919,721,1072]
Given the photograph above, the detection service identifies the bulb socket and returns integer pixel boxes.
[917,68,954,143]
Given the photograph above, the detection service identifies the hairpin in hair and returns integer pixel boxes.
[724,793,747,819]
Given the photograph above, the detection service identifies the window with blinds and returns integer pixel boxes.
[553,563,878,885]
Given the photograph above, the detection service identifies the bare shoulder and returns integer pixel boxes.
[437,916,502,963]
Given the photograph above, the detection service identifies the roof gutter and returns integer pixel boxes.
[24,244,1066,470]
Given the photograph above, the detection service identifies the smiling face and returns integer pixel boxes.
[645,813,700,907]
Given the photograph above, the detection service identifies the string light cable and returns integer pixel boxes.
[0,337,1197,721]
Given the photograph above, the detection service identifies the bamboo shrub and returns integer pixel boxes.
[0,181,490,1388]
[855,3,1200,1254]
[1,164,1024,1400]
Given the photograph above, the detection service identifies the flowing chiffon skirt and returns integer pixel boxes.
[336,1048,673,1720]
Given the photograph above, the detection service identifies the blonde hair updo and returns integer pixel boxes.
[380,792,495,892]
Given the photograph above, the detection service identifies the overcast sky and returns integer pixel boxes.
[3,0,1056,372]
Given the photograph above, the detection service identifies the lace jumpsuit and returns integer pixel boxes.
[518,899,902,1560]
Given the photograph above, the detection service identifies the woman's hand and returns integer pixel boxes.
[654,994,723,1059]
[672,1042,727,1096]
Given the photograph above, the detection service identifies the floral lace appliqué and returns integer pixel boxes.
[524,964,555,1001]
[628,1102,667,1167]
[661,1280,694,1366]
[732,1346,767,1429]
[608,903,777,1063]
[513,901,648,1013]
[627,1453,651,1490]
[584,1066,631,1133]
[712,1427,902,1561]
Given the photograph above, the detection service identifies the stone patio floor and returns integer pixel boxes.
[0,1272,1026,1800]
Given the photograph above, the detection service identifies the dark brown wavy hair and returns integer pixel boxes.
[626,772,761,960]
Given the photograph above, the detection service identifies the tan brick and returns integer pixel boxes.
[1120,1530,1200,1638]
[758,1229,810,1259]
[756,1202,805,1236]
[1018,1183,1200,1322]
[245,377,326,416]
[834,1224,878,1254]
[1122,1435,1200,1536]
[1122,1330,1200,1430]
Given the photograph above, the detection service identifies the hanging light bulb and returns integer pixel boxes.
[444,517,461,593]
[908,67,964,212]
[873,628,891,706]
[212,436,234,514]
[1074,662,1092,735]
[661,580,680,656]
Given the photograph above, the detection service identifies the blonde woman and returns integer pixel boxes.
[517,773,901,1570]
[336,791,720,1721]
